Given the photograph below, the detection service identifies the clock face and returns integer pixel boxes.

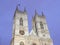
[19,30,25,35]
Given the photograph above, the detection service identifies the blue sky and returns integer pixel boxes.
[0,0,60,45]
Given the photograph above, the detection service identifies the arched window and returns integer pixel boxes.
[32,43,36,45]
[20,42,24,45]
[40,22,44,29]
[20,18,23,26]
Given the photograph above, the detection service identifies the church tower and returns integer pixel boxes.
[32,11,50,38]
[32,11,53,45]
[11,5,29,45]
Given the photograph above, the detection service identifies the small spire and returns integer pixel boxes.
[16,4,20,10]
[35,9,38,18]
[18,4,20,6]
[24,7,26,13]
[35,9,37,15]
[34,9,37,19]
[42,12,45,16]
[14,4,20,18]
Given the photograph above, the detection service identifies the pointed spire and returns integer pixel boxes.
[13,4,20,19]
[34,9,36,20]
[35,9,36,15]
[24,7,26,13]
[16,4,20,11]
[34,9,37,19]
[42,12,44,16]
[18,4,20,7]
[35,9,38,15]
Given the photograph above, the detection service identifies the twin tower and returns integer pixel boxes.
[11,6,53,45]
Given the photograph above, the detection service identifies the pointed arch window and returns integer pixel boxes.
[40,21,44,29]
[32,43,36,45]
[20,18,23,26]
[20,41,24,45]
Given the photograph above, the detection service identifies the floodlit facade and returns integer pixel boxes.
[11,6,53,45]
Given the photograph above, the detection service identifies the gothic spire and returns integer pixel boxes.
[24,7,26,12]
[42,12,45,16]
[35,9,38,15]
[16,4,20,11]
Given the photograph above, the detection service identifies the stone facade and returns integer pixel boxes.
[11,6,53,45]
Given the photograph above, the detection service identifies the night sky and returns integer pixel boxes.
[0,0,60,45]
